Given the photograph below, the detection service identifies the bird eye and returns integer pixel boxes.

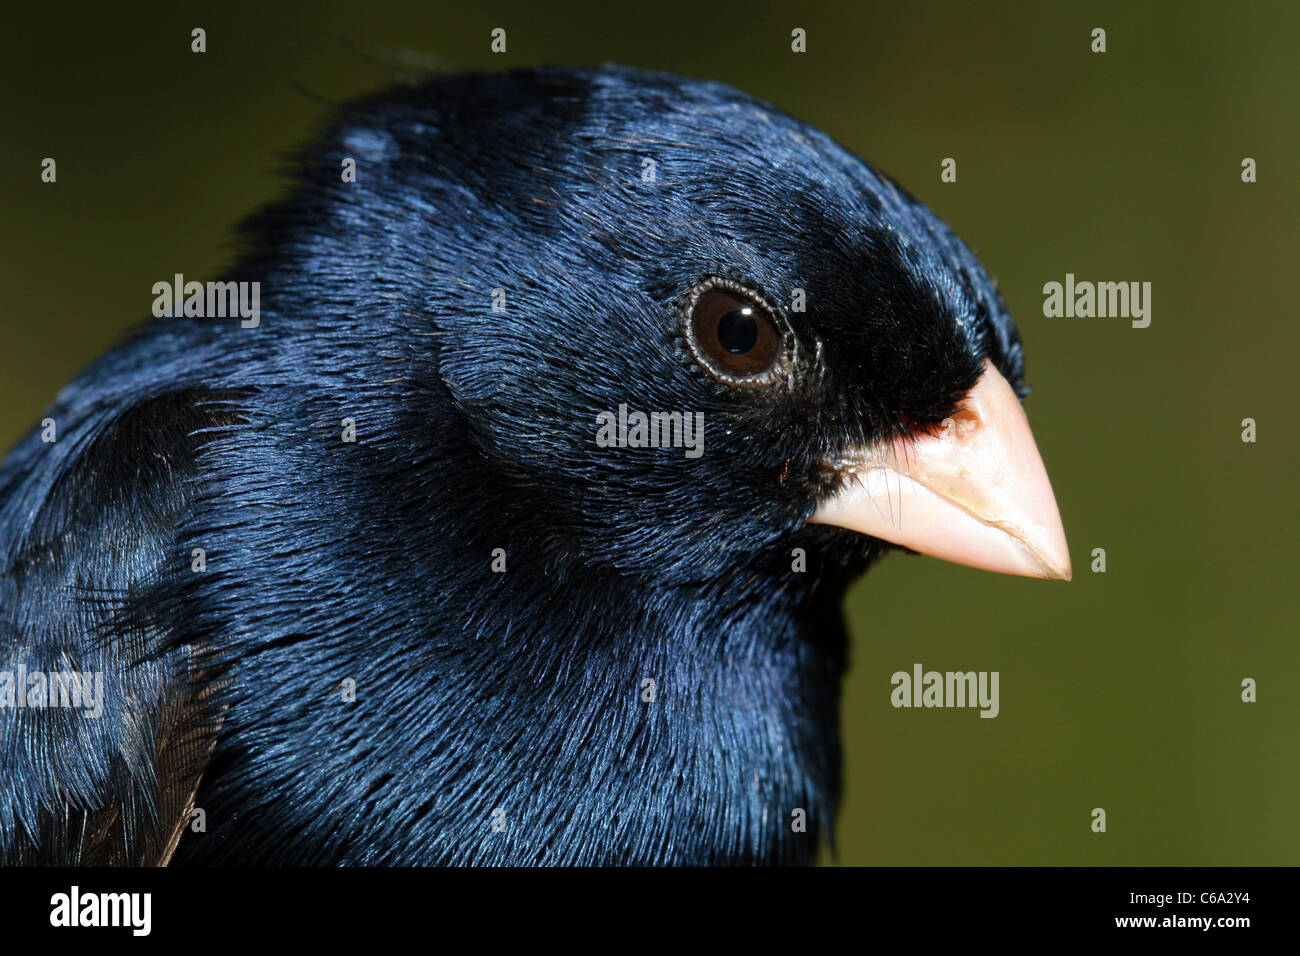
[682,281,788,386]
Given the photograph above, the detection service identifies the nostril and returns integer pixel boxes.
[945,406,983,438]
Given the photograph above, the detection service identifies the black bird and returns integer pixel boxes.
[0,66,1068,866]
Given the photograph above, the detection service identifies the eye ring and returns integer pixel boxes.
[679,277,793,388]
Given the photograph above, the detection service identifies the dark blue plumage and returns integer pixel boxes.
[0,66,1029,865]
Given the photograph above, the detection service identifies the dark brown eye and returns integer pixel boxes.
[682,281,788,386]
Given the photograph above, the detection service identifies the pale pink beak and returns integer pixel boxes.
[809,359,1071,580]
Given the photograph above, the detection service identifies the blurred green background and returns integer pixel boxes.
[2,1,1295,864]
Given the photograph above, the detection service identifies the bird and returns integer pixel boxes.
[0,65,1069,866]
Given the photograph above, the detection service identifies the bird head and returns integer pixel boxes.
[258,66,1068,592]
[299,67,1069,588]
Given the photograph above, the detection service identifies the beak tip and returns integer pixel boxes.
[1032,529,1071,581]
[1038,525,1071,581]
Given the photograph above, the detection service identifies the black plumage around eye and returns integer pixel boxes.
[682,280,788,386]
